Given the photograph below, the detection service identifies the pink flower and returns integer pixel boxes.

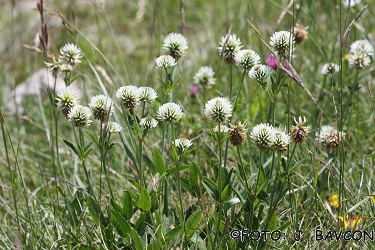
[189,85,199,98]
[266,54,278,70]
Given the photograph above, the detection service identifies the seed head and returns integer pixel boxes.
[315,125,345,150]
[228,122,247,146]
[290,116,310,143]
[293,25,308,44]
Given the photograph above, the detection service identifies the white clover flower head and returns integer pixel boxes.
[105,122,122,133]
[273,127,290,152]
[163,33,188,60]
[68,105,92,128]
[56,87,79,118]
[291,116,310,143]
[349,40,374,57]
[348,52,371,70]
[212,124,229,134]
[155,55,177,69]
[61,64,73,73]
[173,138,193,155]
[270,31,295,59]
[250,123,276,150]
[138,87,158,103]
[116,85,140,113]
[321,63,340,75]
[157,102,184,123]
[235,49,261,70]
[228,122,248,146]
[193,66,216,88]
[342,0,362,8]
[218,34,243,65]
[45,54,63,78]
[140,116,158,129]
[59,43,82,67]
[204,97,233,123]
[249,64,271,80]
[316,125,345,150]
[88,95,113,122]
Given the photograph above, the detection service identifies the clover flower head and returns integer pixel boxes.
[163,33,188,60]
[218,34,243,65]
[270,31,295,59]
[316,125,345,150]
[272,127,290,152]
[88,95,113,122]
[349,40,374,57]
[250,123,276,150]
[348,53,371,70]
[45,54,63,78]
[116,85,140,112]
[138,87,158,103]
[173,138,193,155]
[105,122,122,133]
[235,49,261,70]
[249,64,271,80]
[266,54,278,70]
[59,43,82,67]
[68,105,92,128]
[293,24,308,44]
[290,116,310,143]
[56,87,79,118]
[140,116,158,129]
[155,55,177,69]
[193,66,216,88]
[204,97,232,123]
[228,122,247,146]
[157,102,184,123]
[212,124,229,135]
[321,63,340,75]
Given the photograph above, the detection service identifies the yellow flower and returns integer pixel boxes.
[328,194,339,209]
[339,215,362,230]
[371,196,375,204]
[343,54,350,61]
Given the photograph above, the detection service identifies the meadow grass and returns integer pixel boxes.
[1,0,375,249]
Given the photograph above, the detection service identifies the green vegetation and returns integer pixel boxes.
[1,0,375,249]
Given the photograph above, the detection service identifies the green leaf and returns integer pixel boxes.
[138,188,151,212]
[87,196,100,226]
[202,177,219,201]
[185,211,202,240]
[165,225,182,246]
[131,228,144,250]
[221,185,231,201]
[268,211,277,230]
[83,141,94,152]
[170,146,179,162]
[63,140,79,156]
[154,149,166,175]
[123,190,134,220]
[189,162,202,197]
[110,210,132,238]
[143,154,155,174]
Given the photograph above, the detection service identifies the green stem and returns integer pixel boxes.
[214,123,223,247]
[176,161,187,246]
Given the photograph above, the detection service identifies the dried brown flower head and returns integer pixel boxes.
[228,122,247,146]
[293,25,308,44]
[290,116,310,143]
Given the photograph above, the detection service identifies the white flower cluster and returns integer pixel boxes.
[321,63,340,75]
[193,66,216,88]
[116,86,157,112]
[316,125,345,150]
[348,40,373,70]
[45,43,82,78]
[218,34,242,65]
[173,138,193,155]
[204,97,233,123]
[250,123,290,152]
[269,31,295,59]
